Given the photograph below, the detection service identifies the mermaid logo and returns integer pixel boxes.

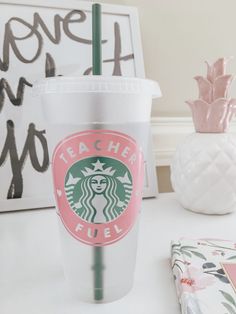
[64,157,133,223]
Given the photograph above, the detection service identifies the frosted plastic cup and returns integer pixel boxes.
[34,76,161,303]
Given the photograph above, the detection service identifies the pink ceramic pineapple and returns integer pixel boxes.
[171,58,236,214]
[187,58,236,132]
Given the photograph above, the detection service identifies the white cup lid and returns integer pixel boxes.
[33,76,162,99]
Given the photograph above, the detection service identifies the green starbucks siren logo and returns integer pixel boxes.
[53,130,144,246]
[64,157,133,223]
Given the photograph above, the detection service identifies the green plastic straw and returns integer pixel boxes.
[92,3,104,302]
[92,3,102,75]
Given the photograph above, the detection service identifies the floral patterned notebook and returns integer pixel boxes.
[171,238,236,314]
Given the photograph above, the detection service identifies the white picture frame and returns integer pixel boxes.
[0,0,158,212]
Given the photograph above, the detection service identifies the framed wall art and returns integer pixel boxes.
[0,0,158,211]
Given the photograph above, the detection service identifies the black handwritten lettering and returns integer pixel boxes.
[0,51,58,113]
[0,9,135,200]
[112,22,122,75]
[0,18,43,71]
[27,123,49,173]
[45,53,56,77]
[32,10,94,45]
[84,22,134,75]
[0,77,32,112]
[63,10,91,44]
[0,10,95,72]
[33,12,62,44]
[0,120,49,199]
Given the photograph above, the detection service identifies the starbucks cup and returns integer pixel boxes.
[34,76,161,303]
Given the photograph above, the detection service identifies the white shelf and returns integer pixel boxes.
[1,193,236,313]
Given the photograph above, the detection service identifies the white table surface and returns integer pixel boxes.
[1,193,236,314]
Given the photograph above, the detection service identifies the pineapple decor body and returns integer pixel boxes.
[171,58,236,214]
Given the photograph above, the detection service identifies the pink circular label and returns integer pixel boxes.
[52,130,144,246]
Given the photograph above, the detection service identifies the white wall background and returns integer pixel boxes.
[101,0,236,117]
